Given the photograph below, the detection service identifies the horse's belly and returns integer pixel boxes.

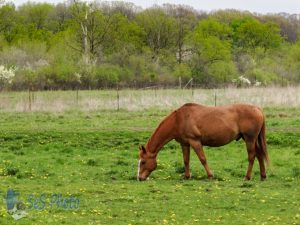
[201,138,232,147]
[200,129,237,147]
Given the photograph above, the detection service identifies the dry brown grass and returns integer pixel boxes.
[1,86,300,112]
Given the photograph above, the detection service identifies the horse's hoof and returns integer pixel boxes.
[184,174,191,179]
[260,175,267,181]
[208,175,214,180]
[244,176,251,181]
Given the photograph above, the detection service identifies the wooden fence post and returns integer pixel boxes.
[28,89,32,111]
[179,76,182,89]
[76,89,79,105]
[191,78,194,97]
[214,91,217,107]
[117,85,120,111]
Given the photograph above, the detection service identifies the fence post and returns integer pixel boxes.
[76,89,79,105]
[31,90,34,104]
[117,85,120,111]
[28,89,32,111]
[179,76,182,89]
[191,78,194,97]
[214,91,217,107]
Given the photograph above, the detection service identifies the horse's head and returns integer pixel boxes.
[137,145,157,181]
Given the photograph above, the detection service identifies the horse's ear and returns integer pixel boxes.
[139,145,146,153]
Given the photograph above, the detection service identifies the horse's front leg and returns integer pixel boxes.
[181,144,191,179]
[189,139,214,179]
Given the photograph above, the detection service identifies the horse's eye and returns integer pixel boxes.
[141,161,146,165]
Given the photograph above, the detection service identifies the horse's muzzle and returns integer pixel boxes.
[138,176,146,181]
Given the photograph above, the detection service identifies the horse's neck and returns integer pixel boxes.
[146,112,176,156]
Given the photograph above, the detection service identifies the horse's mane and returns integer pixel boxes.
[146,110,176,147]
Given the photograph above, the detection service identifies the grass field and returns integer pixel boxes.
[0,89,300,224]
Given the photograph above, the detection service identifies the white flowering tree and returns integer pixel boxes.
[232,75,262,87]
[232,75,251,87]
[0,65,16,90]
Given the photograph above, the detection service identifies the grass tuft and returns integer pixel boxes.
[87,159,98,166]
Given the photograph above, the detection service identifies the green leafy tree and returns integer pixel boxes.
[70,1,125,63]
[234,18,282,53]
[112,13,144,51]
[190,18,235,86]
[193,17,232,41]
[0,3,19,43]
[191,19,232,64]
[18,2,55,30]
[137,7,177,54]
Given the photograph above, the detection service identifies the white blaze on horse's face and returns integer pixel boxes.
[138,145,158,181]
[137,159,141,181]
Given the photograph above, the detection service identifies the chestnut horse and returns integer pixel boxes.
[138,103,269,181]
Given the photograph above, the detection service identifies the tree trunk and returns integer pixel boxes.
[81,10,89,64]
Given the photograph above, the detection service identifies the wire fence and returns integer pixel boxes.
[0,86,300,112]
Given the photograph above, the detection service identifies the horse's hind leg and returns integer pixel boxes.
[245,139,256,180]
[189,139,213,179]
[256,144,266,180]
[181,144,191,179]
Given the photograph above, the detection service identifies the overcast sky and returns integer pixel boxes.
[11,0,300,14]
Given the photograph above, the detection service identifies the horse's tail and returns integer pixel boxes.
[256,119,270,166]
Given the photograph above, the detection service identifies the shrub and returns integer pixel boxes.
[0,65,15,90]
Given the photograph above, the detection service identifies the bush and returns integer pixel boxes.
[246,68,279,85]
[36,63,80,89]
[206,61,238,84]
[92,64,121,88]
[172,63,192,83]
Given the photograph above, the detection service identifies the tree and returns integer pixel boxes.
[137,7,177,54]
[234,18,282,53]
[0,3,18,43]
[100,1,141,20]
[163,4,198,63]
[70,1,123,64]
[191,18,232,63]
[52,3,72,32]
[194,17,232,41]
[111,13,144,51]
[262,14,299,43]
[18,2,55,30]
[190,18,235,86]
[211,9,252,25]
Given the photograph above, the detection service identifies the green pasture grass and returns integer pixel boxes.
[0,107,299,224]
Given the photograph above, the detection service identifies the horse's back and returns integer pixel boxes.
[179,103,263,120]
[175,103,264,146]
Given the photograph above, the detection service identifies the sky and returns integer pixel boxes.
[11,0,300,14]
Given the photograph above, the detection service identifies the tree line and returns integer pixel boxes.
[0,0,300,90]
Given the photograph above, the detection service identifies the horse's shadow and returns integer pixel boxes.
[184,175,226,182]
